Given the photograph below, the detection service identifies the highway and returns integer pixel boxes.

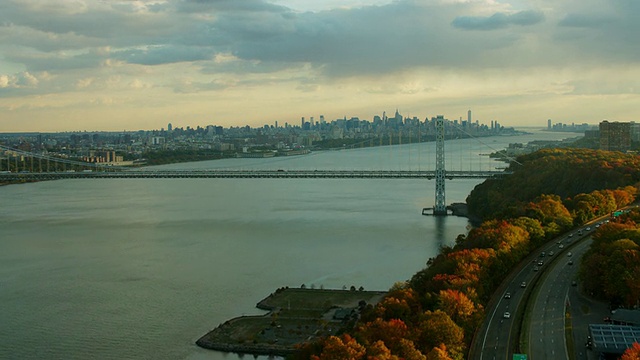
[475,244,547,360]
[527,238,592,359]
[472,224,599,360]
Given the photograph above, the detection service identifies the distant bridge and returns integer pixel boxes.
[1,120,517,215]
[0,169,508,181]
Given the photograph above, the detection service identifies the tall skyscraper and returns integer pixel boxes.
[467,109,471,124]
[301,117,305,128]
[548,119,552,129]
[167,123,172,131]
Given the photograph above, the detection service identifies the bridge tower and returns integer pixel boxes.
[433,115,447,215]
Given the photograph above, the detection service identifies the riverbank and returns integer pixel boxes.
[196,287,386,357]
[449,202,482,225]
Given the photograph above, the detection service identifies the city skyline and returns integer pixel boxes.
[1,0,639,132]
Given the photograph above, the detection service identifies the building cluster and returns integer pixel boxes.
[0,110,521,165]
[2,115,638,171]
[548,119,640,152]
[81,150,124,164]
[546,119,592,132]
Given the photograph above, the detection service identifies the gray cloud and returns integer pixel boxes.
[112,46,215,66]
[0,0,639,98]
[175,0,287,13]
[557,14,613,28]
[214,2,519,76]
[553,0,640,63]
[452,10,545,31]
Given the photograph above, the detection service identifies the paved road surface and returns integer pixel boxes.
[527,239,591,359]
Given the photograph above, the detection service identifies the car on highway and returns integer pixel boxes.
[537,261,544,266]
[503,312,511,319]
[559,244,564,249]
[504,292,511,299]
[568,260,574,265]
[567,252,572,257]
[549,251,554,256]
[571,281,577,286]
[533,266,539,271]
[520,281,527,288]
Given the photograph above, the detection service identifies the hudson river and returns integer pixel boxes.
[0,129,578,359]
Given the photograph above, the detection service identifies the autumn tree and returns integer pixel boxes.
[425,344,453,360]
[414,310,465,360]
[311,334,366,360]
[436,289,484,336]
[621,342,640,360]
[357,318,410,355]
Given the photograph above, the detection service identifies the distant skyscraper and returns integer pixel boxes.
[467,109,471,124]
[548,119,552,129]
[320,115,325,124]
[301,117,305,128]
[167,123,172,131]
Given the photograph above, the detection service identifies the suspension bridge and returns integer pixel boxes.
[0,117,516,215]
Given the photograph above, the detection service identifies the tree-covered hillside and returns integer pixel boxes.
[467,148,640,221]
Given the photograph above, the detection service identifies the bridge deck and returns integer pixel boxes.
[0,169,508,181]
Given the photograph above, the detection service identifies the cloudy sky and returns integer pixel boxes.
[1,0,639,132]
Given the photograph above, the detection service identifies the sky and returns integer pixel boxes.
[0,0,639,132]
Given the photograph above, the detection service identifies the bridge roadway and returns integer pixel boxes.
[0,169,507,181]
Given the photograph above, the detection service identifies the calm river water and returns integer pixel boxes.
[0,129,579,359]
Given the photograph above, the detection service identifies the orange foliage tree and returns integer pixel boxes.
[621,342,640,360]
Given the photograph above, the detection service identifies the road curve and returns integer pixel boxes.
[470,226,597,360]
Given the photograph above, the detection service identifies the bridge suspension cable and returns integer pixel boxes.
[447,122,524,167]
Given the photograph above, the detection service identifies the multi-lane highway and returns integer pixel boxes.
[471,223,603,360]
[527,238,592,359]
[475,256,533,360]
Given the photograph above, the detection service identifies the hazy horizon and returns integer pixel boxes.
[1,0,638,132]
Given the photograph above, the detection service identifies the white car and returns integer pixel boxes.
[503,312,511,319]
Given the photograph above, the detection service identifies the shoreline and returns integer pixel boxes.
[196,287,386,356]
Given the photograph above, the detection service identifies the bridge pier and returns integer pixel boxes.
[425,115,449,216]
[422,207,452,216]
